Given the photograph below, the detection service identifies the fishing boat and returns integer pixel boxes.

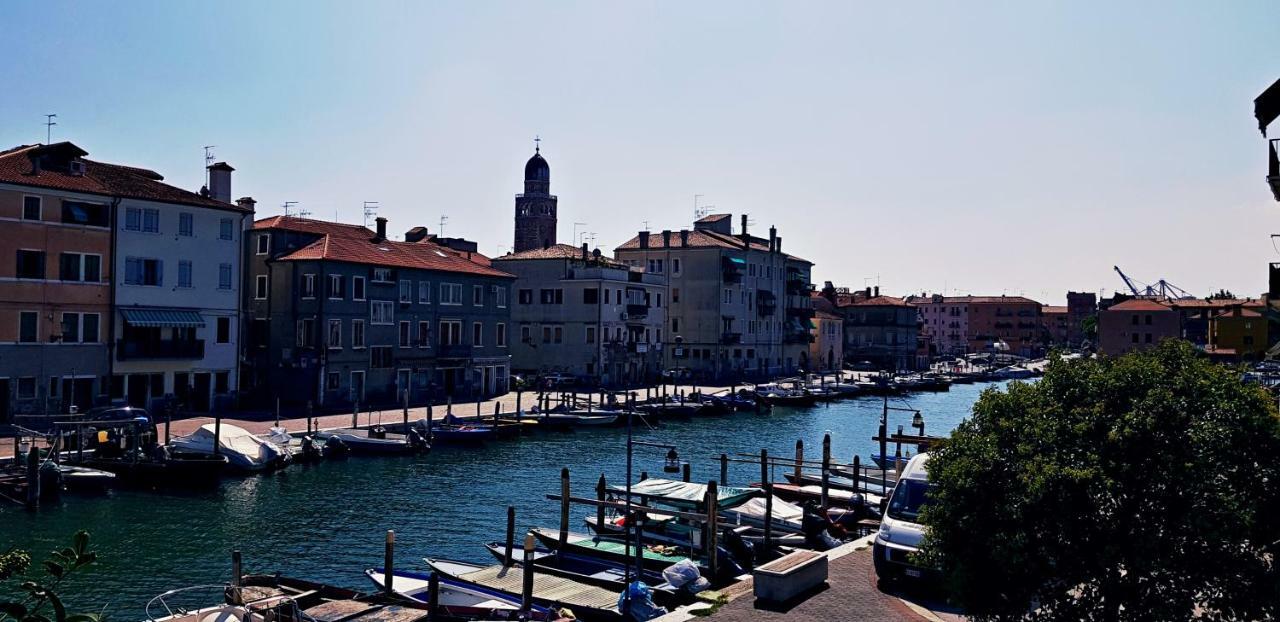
[169,423,291,472]
[424,557,623,622]
[365,567,553,620]
[312,425,429,455]
[479,543,685,608]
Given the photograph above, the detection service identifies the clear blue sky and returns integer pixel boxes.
[2,2,1276,303]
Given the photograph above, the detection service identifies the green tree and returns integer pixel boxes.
[0,532,99,622]
[919,341,1280,621]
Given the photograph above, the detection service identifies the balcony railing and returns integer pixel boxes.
[625,304,649,319]
[117,339,204,361]
[786,279,811,296]
[721,332,742,345]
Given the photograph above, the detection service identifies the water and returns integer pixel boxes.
[0,383,1002,619]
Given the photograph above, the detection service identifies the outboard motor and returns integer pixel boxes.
[723,527,755,572]
[368,425,387,439]
[407,428,430,452]
[300,436,321,462]
[323,435,350,459]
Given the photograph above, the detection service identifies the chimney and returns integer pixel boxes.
[662,230,671,247]
[769,226,777,253]
[639,231,650,249]
[740,214,748,237]
[235,197,257,214]
[865,287,872,298]
[404,227,430,243]
[581,242,589,261]
[774,236,781,254]
[207,162,234,203]
[374,217,387,242]
[679,229,689,247]
[874,286,880,297]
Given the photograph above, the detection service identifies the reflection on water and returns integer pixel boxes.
[0,382,1005,619]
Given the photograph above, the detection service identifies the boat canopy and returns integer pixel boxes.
[184,423,269,459]
[727,495,803,523]
[609,478,759,508]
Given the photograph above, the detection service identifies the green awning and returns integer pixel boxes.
[609,478,760,509]
[728,257,746,265]
[808,320,817,329]
[121,308,205,328]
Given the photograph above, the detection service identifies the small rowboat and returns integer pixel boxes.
[364,567,553,619]
[429,416,497,443]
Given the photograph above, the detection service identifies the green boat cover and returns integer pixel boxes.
[609,478,760,509]
[568,534,690,564]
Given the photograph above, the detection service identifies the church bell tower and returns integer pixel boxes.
[513,139,557,253]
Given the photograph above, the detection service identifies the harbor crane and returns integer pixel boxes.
[1113,266,1194,299]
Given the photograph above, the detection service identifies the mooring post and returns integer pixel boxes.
[895,438,904,477]
[706,480,719,581]
[760,448,769,486]
[633,512,646,579]
[852,454,862,495]
[164,407,172,445]
[476,395,482,421]
[231,550,242,588]
[384,530,395,595]
[821,433,831,509]
[447,395,452,416]
[275,397,281,427]
[25,445,39,508]
[682,461,691,483]
[352,402,359,429]
[403,389,409,430]
[596,473,607,533]
[427,572,440,619]
[720,453,729,486]
[505,505,516,566]
[306,401,313,435]
[763,482,774,554]
[521,532,536,614]
[559,467,570,552]
[213,414,223,456]
[426,403,434,439]
[639,470,648,481]
[515,389,522,415]
[794,439,803,481]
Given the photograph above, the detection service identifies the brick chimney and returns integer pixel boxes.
[679,229,689,246]
[662,230,671,247]
[639,231,650,249]
[581,242,589,261]
[769,226,777,253]
[235,197,256,214]
[207,162,234,203]
[373,217,387,242]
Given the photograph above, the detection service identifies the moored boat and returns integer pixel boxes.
[424,557,623,622]
[169,423,291,472]
[365,567,553,619]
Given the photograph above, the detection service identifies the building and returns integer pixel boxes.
[1041,305,1069,349]
[835,289,918,371]
[911,295,1044,358]
[513,146,557,253]
[1098,298,1180,355]
[809,293,844,372]
[1208,304,1268,361]
[242,216,514,409]
[0,142,253,418]
[1065,291,1097,346]
[615,214,814,381]
[911,294,970,357]
[492,244,666,386]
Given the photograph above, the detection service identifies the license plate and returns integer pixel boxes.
[904,568,922,578]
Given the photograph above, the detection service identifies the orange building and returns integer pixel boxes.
[1208,304,1268,361]
[1041,305,1069,348]
[1098,298,1180,355]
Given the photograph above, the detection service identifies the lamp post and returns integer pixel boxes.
[912,411,925,437]
[622,402,681,616]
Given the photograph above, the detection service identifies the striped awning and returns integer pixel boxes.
[120,308,205,328]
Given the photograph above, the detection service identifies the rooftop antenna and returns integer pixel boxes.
[44,114,57,144]
[694,194,710,221]
[203,145,216,186]
[439,215,449,238]
[642,220,650,231]
[573,222,587,246]
[298,208,313,218]
[363,201,379,228]
[283,201,298,216]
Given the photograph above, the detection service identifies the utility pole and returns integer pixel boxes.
[363,202,379,228]
[44,114,57,144]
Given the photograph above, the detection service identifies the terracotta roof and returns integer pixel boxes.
[615,229,811,264]
[1106,299,1173,312]
[253,215,374,238]
[1171,298,1256,309]
[279,235,514,279]
[1212,307,1262,319]
[695,213,731,223]
[493,244,623,266]
[843,295,913,308]
[1042,305,1068,314]
[0,143,249,211]
[815,310,843,321]
[809,293,839,315]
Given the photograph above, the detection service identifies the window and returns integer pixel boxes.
[542,326,551,344]
[583,289,599,304]
[61,201,108,227]
[178,260,193,288]
[125,207,160,233]
[520,325,531,344]
[16,250,45,279]
[496,323,506,347]
[326,372,341,391]
[441,283,463,305]
[17,377,36,399]
[1131,315,1139,326]
[496,287,507,308]
[604,289,611,304]
[219,218,234,240]
[439,320,462,346]
[518,289,533,305]
[399,280,412,303]
[302,274,316,298]
[22,196,41,221]
[673,288,680,303]
[373,268,393,283]
[473,285,484,306]
[82,313,100,343]
[370,346,393,368]
[59,253,100,282]
[656,293,663,308]
[371,300,394,325]
[352,319,366,348]
[126,257,163,286]
[254,274,268,299]
[672,318,680,332]
[419,281,430,304]
[328,274,343,299]
[326,319,341,349]
[216,317,230,344]
[1132,333,1139,344]
[1144,314,1152,325]
[418,321,431,348]
[554,326,563,343]
[353,276,366,301]
[399,321,411,347]
[219,263,233,290]
[1145,333,1153,344]
[60,313,80,343]
[586,326,596,343]
[256,233,270,254]
[178,213,194,236]
[297,318,315,348]
[673,258,681,275]
[540,289,563,304]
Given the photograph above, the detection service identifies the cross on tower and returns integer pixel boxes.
[534,135,541,153]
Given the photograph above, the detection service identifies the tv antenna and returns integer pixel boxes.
[362,201,379,227]
[694,194,714,220]
[534,135,541,153]
[573,222,587,246]
[439,215,449,238]
[283,201,298,216]
[44,114,57,144]
[642,220,650,231]
[298,208,313,218]
[203,145,216,186]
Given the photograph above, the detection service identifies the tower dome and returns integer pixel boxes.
[524,150,549,182]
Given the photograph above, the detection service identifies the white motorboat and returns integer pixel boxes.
[169,423,290,472]
[312,426,428,454]
[364,568,552,617]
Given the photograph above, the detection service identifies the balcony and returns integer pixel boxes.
[1269,139,1280,202]
[436,343,471,358]
[786,307,816,320]
[625,304,649,319]
[117,339,204,361]
[628,342,650,354]
[721,332,742,345]
[785,279,811,296]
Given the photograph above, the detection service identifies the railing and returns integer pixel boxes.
[1269,139,1280,202]
[117,339,204,360]
[785,279,811,295]
[626,304,649,318]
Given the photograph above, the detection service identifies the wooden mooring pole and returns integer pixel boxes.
[231,550,242,587]
[558,468,570,552]
[427,572,440,619]
[794,439,803,482]
[520,532,536,614]
[403,389,410,430]
[763,482,773,554]
[720,453,729,485]
[852,454,862,495]
[383,530,395,595]
[505,505,516,566]
[706,480,719,581]
[682,461,691,483]
[821,433,831,509]
[596,474,607,534]
[759,448,769,485]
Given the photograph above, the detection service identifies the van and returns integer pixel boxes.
[873,452,936,582]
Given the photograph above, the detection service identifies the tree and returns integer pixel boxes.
[919,340,1280,621]
[0,532,99,622]
[1080,315,1098,343]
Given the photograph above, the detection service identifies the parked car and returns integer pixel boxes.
[873,453,938,583]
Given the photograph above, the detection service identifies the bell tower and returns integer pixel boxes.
[513,139,557,252]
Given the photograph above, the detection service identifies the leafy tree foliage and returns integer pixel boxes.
[920,341,1280,621]
[0,532,99,622]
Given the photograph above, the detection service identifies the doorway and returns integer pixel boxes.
[192,373,211,412]
[126,375,149,408]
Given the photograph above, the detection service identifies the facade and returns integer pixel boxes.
[1041,305,1069,349]
[964,296,1043,357]
[837,292,918,371]
[1065,291,1097,346]
[1098,298,1180,355]
[242,216,514,410]
[911,295,970,357]
[0,142,252,418]
[513,148,557,253]
[493,244,667,386]
[1208,305,1268,361]
[809,294,844,372]
[615,214,814,381]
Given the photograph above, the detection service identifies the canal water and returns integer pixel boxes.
[0,382,1005,619]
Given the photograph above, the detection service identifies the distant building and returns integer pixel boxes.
[911,294,969,357]
[1041,306,1069,348]
[1065,291,1097,346]
[615,214,814,380]
[912,295,1043,357]
[1098,298,1180,355]
[242,216,514,409]
[1208,303,1268,361]
[832,288,918,371]
[513,147,557,253]
[809,293,843,372]
[492,243,666,386]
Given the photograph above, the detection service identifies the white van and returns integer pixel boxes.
[873,452,936,582]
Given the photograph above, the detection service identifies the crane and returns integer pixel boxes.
[1112,266,1194,299]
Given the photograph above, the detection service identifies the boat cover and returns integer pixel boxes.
[609,478,759,508]
[179,423,270,461]
[724,495,804,526]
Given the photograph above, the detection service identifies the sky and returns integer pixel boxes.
[2,2,1276,304]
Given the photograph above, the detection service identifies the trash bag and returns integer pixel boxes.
[616,581,667,621]
[661,559,701,589]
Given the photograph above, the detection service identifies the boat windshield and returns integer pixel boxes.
[886,479,933,523]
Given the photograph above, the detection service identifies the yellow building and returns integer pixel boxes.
[1208,305,1267,361]
[809,293,845,371]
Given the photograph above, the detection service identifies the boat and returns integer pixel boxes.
[424,557,623,622]
[752,385,816,407]
[56,464,116,491]
[765,482,881,510]
[169,423,291,472]
[147,573,450,622]
[365,567,553,619]
[637,398,701,418]
[871,453,914,470]
[313,425,429,454]
[85,448,227,487]
[782,470,895,497]
[530,528,695,575]
[426,415,497,443]
[479,543,685,608]
[536,411,620,427]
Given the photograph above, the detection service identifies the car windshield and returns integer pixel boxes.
[887,479,933,523]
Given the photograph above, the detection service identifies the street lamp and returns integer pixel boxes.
[664,448,680,474]
[912,411,925,436]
